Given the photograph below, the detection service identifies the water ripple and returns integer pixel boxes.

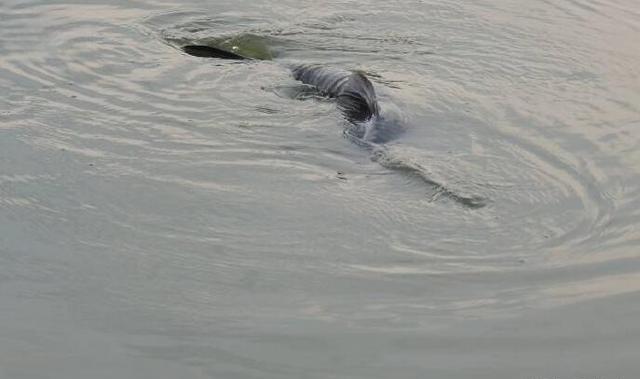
[1,3,640,375]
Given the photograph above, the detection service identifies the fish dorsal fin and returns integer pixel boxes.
[182,45,249,60]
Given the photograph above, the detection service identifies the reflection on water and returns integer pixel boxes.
[1,0,639,378]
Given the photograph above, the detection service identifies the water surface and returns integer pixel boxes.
[1,0,639,378]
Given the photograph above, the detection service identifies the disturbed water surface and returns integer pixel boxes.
[1,0,640,378]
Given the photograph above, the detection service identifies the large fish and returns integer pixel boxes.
[182,45,379,126]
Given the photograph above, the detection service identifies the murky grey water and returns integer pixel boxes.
[1,0,639,377]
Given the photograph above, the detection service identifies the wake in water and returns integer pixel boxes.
[343,121,488,209]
